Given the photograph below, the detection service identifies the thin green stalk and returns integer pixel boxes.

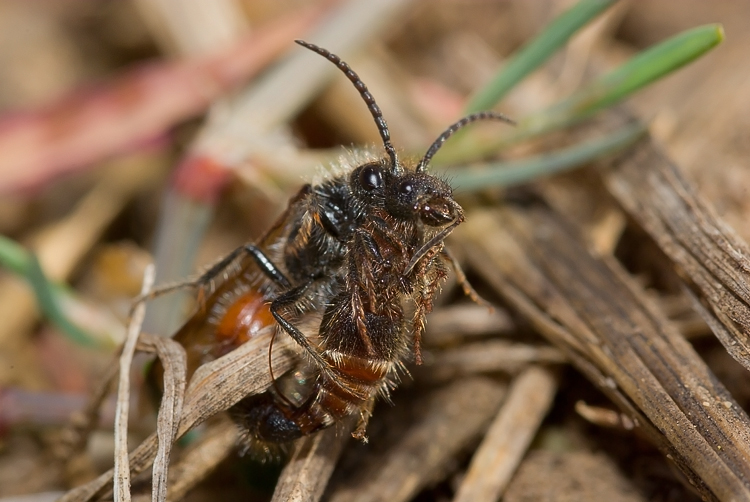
[448,122,646,191]
[465,0,618,113]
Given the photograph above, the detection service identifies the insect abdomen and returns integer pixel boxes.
[231,352,390,449]
[231,393,303,443]
[214,289,275,355]
[291,352,391,434]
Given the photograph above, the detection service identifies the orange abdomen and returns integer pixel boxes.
[168,288,276,381]
[214,290,274,356]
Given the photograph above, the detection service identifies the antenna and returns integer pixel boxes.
[416,111,515,172]
[296,40,400,173]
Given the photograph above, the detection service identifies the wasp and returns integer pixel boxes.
[150,40,512,457]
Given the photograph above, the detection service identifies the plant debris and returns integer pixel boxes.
[1,1,749,501]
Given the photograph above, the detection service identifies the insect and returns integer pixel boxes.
[150,40,512,458]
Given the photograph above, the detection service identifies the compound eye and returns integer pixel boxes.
[399,180,414,195]
[359,164,383,191]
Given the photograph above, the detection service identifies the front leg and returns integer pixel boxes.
[441,246,493,310]
[411,256,448,365]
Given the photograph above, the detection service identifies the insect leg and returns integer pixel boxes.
[351,397,375,443]
[270,282,335,376]
[131,246,247,308]
[441,247,494,310]
[200,244,292,289]
[405,218,462,275]
[412,256,448,364]
[132,244,291,312]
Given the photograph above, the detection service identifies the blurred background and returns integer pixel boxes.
[0,0,749,501]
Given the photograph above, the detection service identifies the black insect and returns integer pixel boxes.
[150,40,513,457]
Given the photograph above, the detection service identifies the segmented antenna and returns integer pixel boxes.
[296,40,400,173]
[416,111,515,172]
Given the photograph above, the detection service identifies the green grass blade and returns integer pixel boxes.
[520,23,724,136]
[448,122,647,191]
[26,254,99,347]
[437,24,723,166]
[0,234,31,275]
[466,0,618,113]
[0,234,100,347]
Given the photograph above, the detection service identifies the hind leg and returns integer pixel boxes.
[131,244,292,315]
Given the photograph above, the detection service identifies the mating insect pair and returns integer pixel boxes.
[147,40,512,457]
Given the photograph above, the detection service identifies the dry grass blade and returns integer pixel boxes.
[503,450,645,502]
[604,136,750,374]
[575,401,636,430]
[0,493,63,502]
[164,415,238,501]
[59,328,297,501]
[113,264,154,502]
[458,205,750,501]
[425,303,516,346]
[135,333,187,502]
[326,377,506,502]
[453,366,557,502]
[176,329,293,436]
[271,421,353,502]
[420,341,565,381]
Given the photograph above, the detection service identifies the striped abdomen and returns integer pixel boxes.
[230,351,393,454]
[289,351,393,435]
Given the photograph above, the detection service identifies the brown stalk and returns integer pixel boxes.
[453,366,558,502]
[604,135,750,374]
[418,340,565,381]
[457,201,750,501]
[424,303,516,347]
[326,377,507,502]
[164,415,239,501]
[271,420,353,502]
